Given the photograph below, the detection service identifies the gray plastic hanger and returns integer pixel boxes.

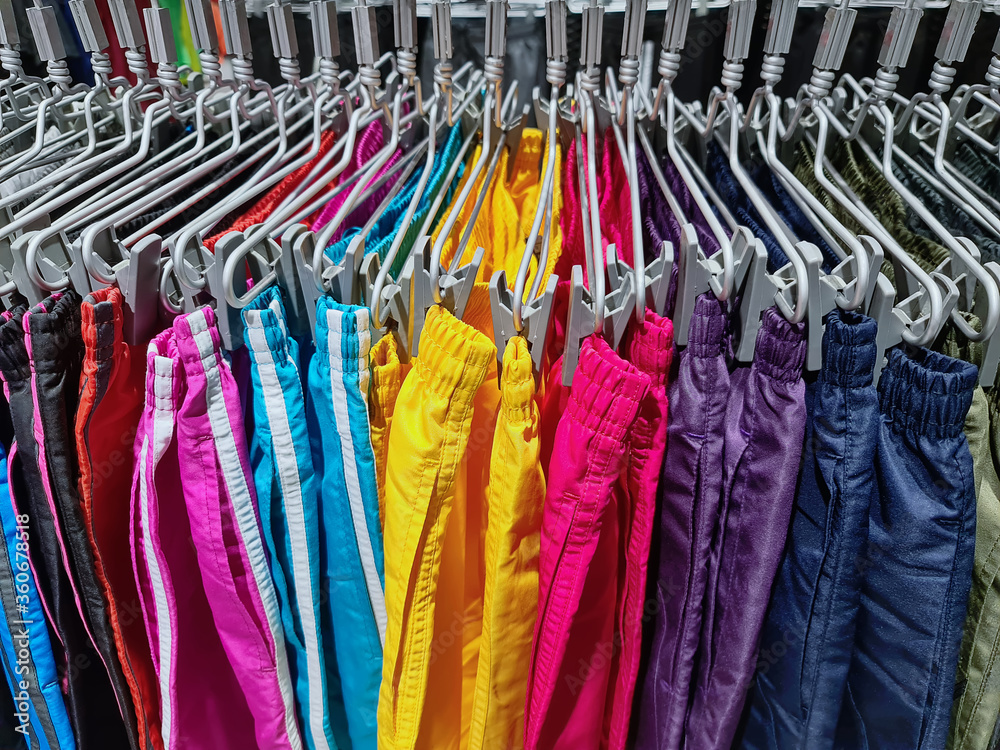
[780,0,948,367]
[491,0,568,379]
[427,0,510,317]
[892,0,1000,240]
[829,0,1000,383]
[369,0,460,350]
[741,0,875,372]
[642,0,741,348]
[686,0,810,330]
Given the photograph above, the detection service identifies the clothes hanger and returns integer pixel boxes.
[0,0,50,125]
[368,0,458,341]
[0,2,93,183]
[169,0,361,298]
[15,0,255,300]
[490,0,568,380]
[210,41,415,304]
[126,0,325,260]
[891,0,1000,240]
[605,0,649,336]
[828,0,1000,383]
[641,0,743,349]
[780,0,949,378]
[561,0,618,384]
[685,0,810,333]
[427,0,512,322]
[0,0,158,216]
[742,0,873,332]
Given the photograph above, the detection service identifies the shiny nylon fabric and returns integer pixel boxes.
[948,377,1000,750]
[242,287,335,750]
[307,297,385,750]
[0,405,74,750]
[635,294,730,750]
[368,334,411,529]
[836,348,977,750]
[169,308,302,750]
[21,292,138,750]
[740,309,879,750]
[467,336,544,750]
[132,327,259,750]
[603,311,674,750]
[685,307,808,750]
[377,305,494,750]
[0,304,127,750]
[524,335,650,750]
[76,288,161,750]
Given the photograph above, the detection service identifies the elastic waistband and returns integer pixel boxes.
[821,309,877,389]
[82,287,125,368]
[500,336,535,422]
[172,306,226,380]
[878,347,977,439]
[629,310,674,387]
[146,328,181,415]
[242,286,292,361]
[315,297,372,375]
[687,294,727,359]
[413,304,494,408]
[754,307,807,383]
[0,307,29,384]
[566,334,651,443]
[23,291,82,374]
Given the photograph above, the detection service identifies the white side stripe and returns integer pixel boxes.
[326,308,387,645]
[187,310,303,750]
[246,317,330,750]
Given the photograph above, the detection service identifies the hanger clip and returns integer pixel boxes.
[120,234,164,346]
[645,240,673,317]
[144,5,177,66]
[26,4,66,62]
[489,269,558,385]
[324,233,365,306]
[562,264,595,386]
[731,228,772,362]
[602,243,637,351]
[266,1,298,60]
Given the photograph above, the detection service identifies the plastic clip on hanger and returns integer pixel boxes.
[835,0,1000,384]
[423,0,511,356]
[367,0,455,353]
[645,0,739,350]
[491,0,567,381]
[744,0,873,370]
[788,0,949,380]
[561,0,612,385]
